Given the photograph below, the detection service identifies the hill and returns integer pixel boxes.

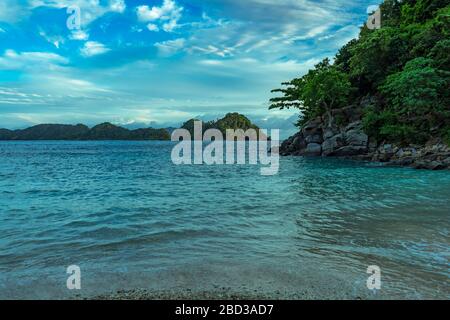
[181,113,262,138]
[0,123,171,141]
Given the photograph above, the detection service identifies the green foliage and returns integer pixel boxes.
[401,0,450,24]
[429,39,450,70]
[380,57,449,117]
[335,39,358,73]
[407,6,450,59]
[349,27,408,90]
[0,123,171,141]
[181,113,260,136]
[379,124,425,145]
[270,59,353,125]
[181,119,202,136]
[362,107,397,141]
[362,108,428,145]
[379,0,403,26]
[212,113,259,133]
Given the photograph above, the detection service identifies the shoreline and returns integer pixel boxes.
[82,288,379,301]
[280,118,450,171]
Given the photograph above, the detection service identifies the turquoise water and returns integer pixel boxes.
[0,141,449,299]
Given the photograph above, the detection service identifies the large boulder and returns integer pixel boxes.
[345,130,369,147]
[302,117,323,136]
[323,128,334,140]
[413,160,447,170]
[305,133,323,144]
[345,121,363,132]
[292,134,307,150]
[331,146,368,157]
[322,134,345,157]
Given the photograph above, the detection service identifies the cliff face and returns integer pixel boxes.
[280,98,450,170]
[274,0,449,171]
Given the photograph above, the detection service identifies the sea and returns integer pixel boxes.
[0,141,448,299]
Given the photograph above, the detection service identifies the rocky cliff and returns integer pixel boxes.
[280,99,450,170]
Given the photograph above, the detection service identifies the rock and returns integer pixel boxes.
[280,139,293,155]
[423,154,439,161]
[413,160,447,170]
[368,139,378,153]
[345,121,363,132]
[382,144,393,153]
[331,146,367,157]
[323,128,336,140]
[292,135,307,150]
[387,157,415,167]
[332,106,362,124]
[322,134,345,156]
[377,144,395,161]
[280,132,306,155]
[395,148,405,158]
[345,130,368,147]
[304,143,322,156]
[302,117,322,135]
[305,133,323,144]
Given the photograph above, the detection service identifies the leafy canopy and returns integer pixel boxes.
[270,59,353,126]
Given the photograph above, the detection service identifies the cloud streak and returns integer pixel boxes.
[0,0,379,130]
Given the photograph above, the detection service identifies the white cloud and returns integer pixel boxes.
[29,0,126,26]
[189,45,235,57]
[80,41,110,57]
[147,24,160,32]
[0,0,23,23]
[39,30,65,48]
[0,50,68,70]
[155,38,186,56]
[137,0,183,32]
[109,0,126,13]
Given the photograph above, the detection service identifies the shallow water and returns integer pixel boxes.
[0,141,449,299]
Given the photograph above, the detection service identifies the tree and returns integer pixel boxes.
[349,27,408,91]
[380,57,450,132]
[401,0,450,24]
[335,39,358,73]
[270,59,353,127]
[429,39,450,70]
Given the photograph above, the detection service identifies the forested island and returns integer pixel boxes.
[0,123,171,141]
[0,113,260,141]
[181,113,261,136]
[272,0,450,170]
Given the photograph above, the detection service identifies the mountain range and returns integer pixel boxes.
[0,113,263,141]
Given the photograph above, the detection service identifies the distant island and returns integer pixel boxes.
[0,113,260,141]
[0,123,171,141]
[181,113,261,136]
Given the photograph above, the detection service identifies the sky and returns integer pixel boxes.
[0,0,379,134]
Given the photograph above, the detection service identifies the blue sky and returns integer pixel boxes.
[0,0,379,133]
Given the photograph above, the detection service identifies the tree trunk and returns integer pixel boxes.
[326,109,333,128]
